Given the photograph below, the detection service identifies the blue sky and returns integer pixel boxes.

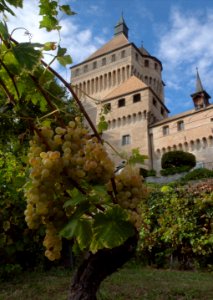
[6,0,213,116]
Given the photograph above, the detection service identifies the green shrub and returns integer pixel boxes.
[147,169,156,177]
[160,165,191,176]
[181,168,213,182]
[161,151,196,170]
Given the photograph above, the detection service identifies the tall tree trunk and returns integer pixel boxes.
[68,233,138,300]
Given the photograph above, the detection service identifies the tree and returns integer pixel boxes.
[0,2,147,299]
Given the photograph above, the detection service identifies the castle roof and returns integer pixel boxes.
[150,103,213,127]
[103,75,148,100]
[85,33,130,61]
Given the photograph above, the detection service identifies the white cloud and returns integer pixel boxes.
[158,7,213,98]
[6,0,106,80]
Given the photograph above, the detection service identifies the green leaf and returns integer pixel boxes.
[0,21,9,40]
[64,188,86,208]
[4,0,22,8]
[43,42,57,51]
[39,15,59,31]
[57,46,67,57]
[12,43,43,71]
[57,55,72,67]
[59,5,76,16]
[60,218,92,250]
[98,115,108,133]
[39,0,57,15]
[128,148,148,165]
[90,206,135,253]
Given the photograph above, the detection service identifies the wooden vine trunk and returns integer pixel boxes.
[68,233,138,300]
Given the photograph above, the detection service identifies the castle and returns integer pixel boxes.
[71,16,213,173]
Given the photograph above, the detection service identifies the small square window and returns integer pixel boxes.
[163,125,169,136]
[93,61,97,69]
[118,98,125,107]
[177,120,184,131]
[102,57,106,66]
[111,54,116,62]
[84,65,88,72]
[121,50,125,58]
[122,134,131,145]
[133,93,141,103]
[144,60,149,67]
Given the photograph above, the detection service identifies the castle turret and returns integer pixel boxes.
[191,69,211,109]
[114,15,129,38]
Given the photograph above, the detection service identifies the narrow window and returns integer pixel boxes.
[163,125,169,136]
[161,107,165,116]
[135,53,139,61]
[153,98,157,107]
[84,65,88,72]
[121,50,125,58]
[75,68,79,76]
[177,120,184,131]
[111,54,116,62]
[154,63,158,70]
[93,61,97,69]
[144,59,149,67]
[122,134,131,145]
[118,98,125,107]
[133,93,141,103]
[102,57,106,66]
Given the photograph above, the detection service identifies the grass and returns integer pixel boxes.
[0,265,213,300]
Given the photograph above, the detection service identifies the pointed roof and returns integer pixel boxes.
[195,68,204,93]
[191,69,211,99]
[103,76,148,100]
[85,33,129,61]
[114,14,129,38]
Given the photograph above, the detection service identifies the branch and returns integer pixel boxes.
[0,58,20,99]
[0,77,15,104]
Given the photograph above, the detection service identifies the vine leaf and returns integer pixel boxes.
[57,46,72,66]
[59,5,76,16]
[128,148,148,165]
[60,218,92,250]
[0,21,10,41]
[98,115,108,133]
[63,188,86,208]
[90,206,135,253]
[39,15,60,32]
[12,43,43,71]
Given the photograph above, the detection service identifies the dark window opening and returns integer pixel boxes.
[93,61,97,69]
[153,98,157,107]
[177,120,184,131]
[133,93,141,103]
[102,58,106,66]
[163,125,169,136]
[144,59,149,67]
[118,98,125,107]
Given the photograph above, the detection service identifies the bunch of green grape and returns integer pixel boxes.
[106,165,147,229]
[24,118,115,260]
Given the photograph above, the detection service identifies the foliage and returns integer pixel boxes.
[0,0,146,268]
[160,165,191,176]
[147,169,156,177]
[0,149,47,280]
[161,151,196,171]
[138,182,213,269]
[180,168,213,182]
